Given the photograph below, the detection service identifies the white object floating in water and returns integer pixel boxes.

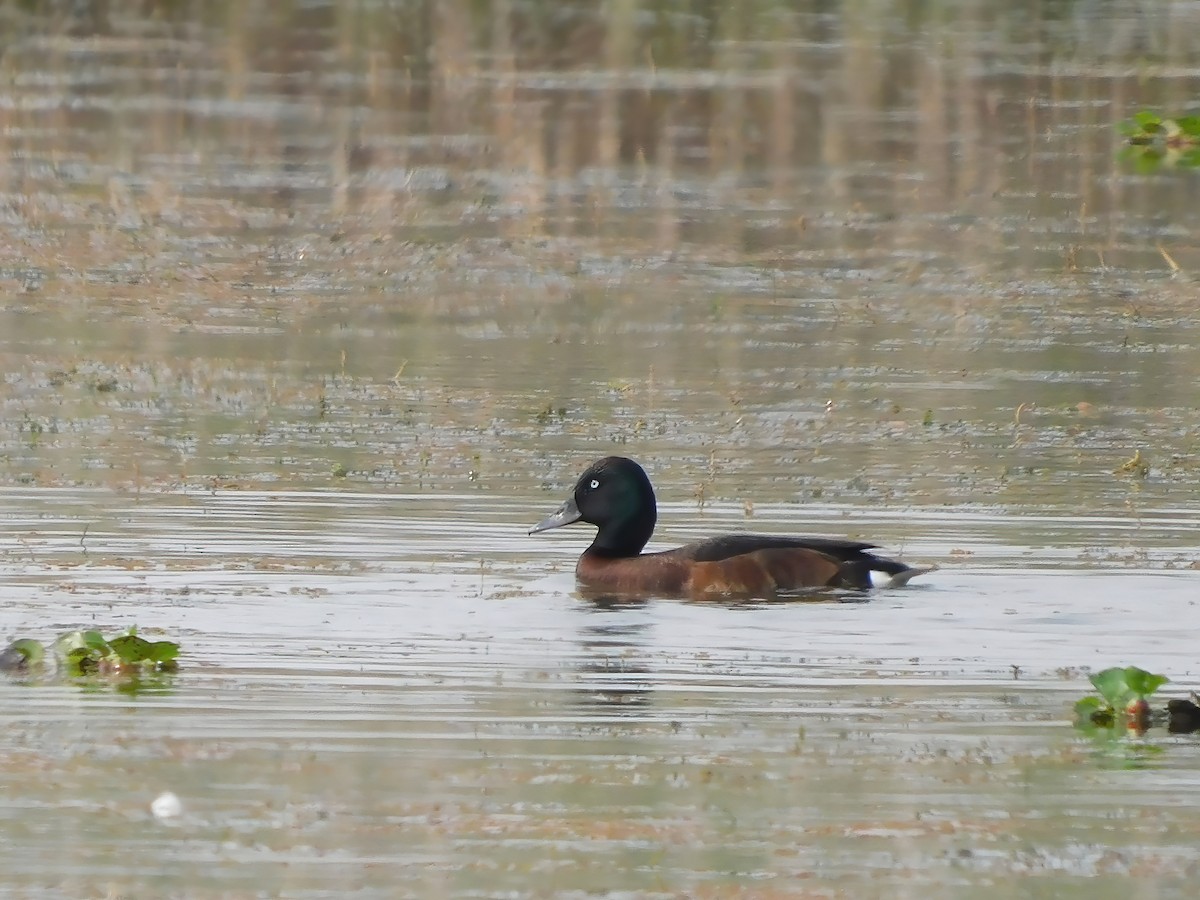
[151,791,183,820]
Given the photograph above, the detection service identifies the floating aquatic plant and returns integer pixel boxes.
[1118,110,1200,172]
[1073,664,1179,743]
[0,627,179,678]
[1069,665,1200,767]
[1074,666,1166,731]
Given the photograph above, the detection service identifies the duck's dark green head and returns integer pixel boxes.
[529,456,657,557]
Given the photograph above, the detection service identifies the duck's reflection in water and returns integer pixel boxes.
[571,596,656,714]
[567,585,880,717]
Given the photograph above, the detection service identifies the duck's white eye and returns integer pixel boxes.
[589,479,600,489]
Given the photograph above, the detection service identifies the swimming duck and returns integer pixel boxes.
[530,456,932,598]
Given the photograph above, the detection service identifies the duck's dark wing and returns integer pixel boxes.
[683,533,923,589]
[644,534,929,593]
[684,534,880,564]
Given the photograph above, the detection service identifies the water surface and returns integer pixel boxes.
[1,1,1199,897]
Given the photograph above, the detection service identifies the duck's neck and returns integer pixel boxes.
[588,511,656,558]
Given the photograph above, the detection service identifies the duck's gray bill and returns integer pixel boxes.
[529,497,582,535]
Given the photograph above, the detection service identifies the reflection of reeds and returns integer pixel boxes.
[1,2,1196,266]
[0,2,1199,497]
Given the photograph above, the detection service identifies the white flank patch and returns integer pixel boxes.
[871,564,937,589]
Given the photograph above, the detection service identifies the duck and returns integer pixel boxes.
[530,456,933,599]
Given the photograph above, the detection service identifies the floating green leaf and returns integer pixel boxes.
[1124,667,1168,698]
[1174,115,1200,135]
[56,630,110,655]
[1089,667,1132,707]
[108,635,180,667]
[1075,664,1172,748]
[0,639,46,672]
[1133,110,1162,131]
[108,634,154,663]
[64,646,101,676]
[1072,695,1114,729]
[1089,665,1167,707]
[150,642,180,665]
[1117,110,1200,170]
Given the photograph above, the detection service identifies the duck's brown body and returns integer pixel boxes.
[532,457,932,600]
[580,540,892,602]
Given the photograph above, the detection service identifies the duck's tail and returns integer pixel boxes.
[874,563,937,588]
[839,557,937,590]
